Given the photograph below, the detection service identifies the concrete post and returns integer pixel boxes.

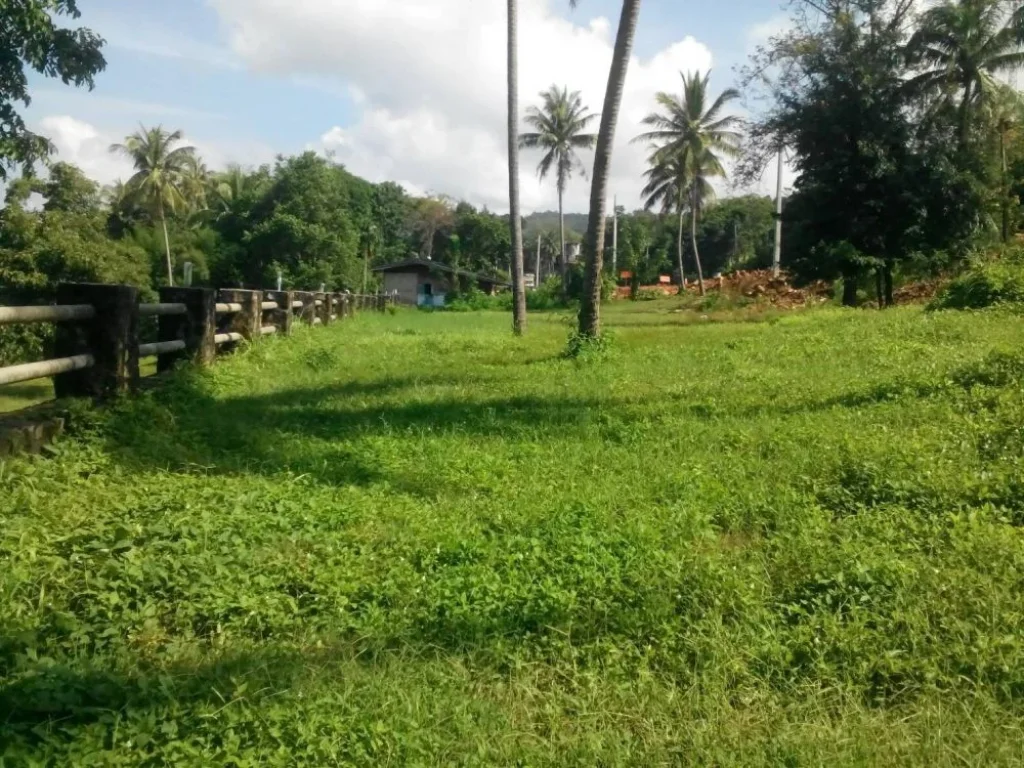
[294,291,317,325]
[157,287,215,372]
[264,290,294,336]
[219,289,261,341]
[315,291,330,325]
[54,283,139,399]
[322,293,335,324]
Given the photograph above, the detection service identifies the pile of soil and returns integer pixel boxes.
[710,270,832,307]
[893,280,941,304]
[617,270,938,307]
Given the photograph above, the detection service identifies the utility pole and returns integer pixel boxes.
[772,148,784,278]
[612,195,619,277]
[536,234,542,287]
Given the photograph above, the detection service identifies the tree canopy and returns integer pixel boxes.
[0,0,105,180]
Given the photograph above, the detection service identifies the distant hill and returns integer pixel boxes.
[523,211,589,241]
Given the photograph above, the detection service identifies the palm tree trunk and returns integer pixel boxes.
[578,0,641,339]
[507,0,527,336]
[160,201,174,287]
[1001,127,1010,244]
[958,79,973,153]
[558,187,567,298]
[676,206,685,295]
[691,187,705,296]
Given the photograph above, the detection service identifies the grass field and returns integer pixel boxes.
[3,300,1024,765]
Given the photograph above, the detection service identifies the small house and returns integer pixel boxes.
[373,259,510,307]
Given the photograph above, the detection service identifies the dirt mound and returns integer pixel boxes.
[701,270,832,308]
[617,270,831,308]
[893,280,941,304]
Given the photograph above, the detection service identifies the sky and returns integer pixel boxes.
[25,0,795,214]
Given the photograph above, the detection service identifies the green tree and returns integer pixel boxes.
[40,162,100,214]
[907,0,1024,151]
[637,70,741,295]
[110,126,196,286]
[242,152,363,289]
[639,150,688,290]
[692,195,776,274]
[0,1,105,180]
[371,181,410,263]
[180,154,211,216]
[520,85,598,291]
[410,196,455,260]
[744,0,981,306]
[576,0,643,339]
[684,148,727,293]
[985,85,1024,241]
[453,205,513,276]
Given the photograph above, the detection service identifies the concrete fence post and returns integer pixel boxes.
[54,282,139,400]
[294,291,317,325]
[264,290,294,336]
[219,289,261,348]
[315,291,330,325]
[157,287,215,372]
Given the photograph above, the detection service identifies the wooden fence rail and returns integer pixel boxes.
[0,284,397,403]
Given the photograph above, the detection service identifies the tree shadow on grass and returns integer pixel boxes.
[0,642,369,747]
[98,368,618,494]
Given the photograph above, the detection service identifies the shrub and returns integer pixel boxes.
[930,247,1024,310]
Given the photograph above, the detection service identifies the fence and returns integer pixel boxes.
[0,284,396,402]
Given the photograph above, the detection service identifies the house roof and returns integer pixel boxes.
[372,258,511,287]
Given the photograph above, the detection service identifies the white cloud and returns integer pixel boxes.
[34,115,275,187]
[746,15,792,48]
[210,0,715,213]
[38,116,132,184]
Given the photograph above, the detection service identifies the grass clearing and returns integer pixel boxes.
[3,299,1024,765]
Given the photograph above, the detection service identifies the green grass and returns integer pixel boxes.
[0,379,53,413]
[0,359,159,414]
[3,300,1024,765]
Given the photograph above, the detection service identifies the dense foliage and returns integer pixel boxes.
[743,0,1024,306]
[931,245,1024,309]
[3,303,1024,762]
[0,0,105,180]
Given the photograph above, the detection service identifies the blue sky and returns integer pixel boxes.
[26,0,792,211]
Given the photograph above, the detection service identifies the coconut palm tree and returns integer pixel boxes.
[640,150,689,291]
[507,0,527,335]
[684,148,724,294]
[110,126,195,285]
[520,86,598,289]
[636,70,741,294]
[576,0,643,339]
[180,154,210,215]
[986,85,1024,240]
[212,164,248,213]
[907,0,1024,151]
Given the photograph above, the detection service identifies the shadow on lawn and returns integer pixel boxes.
[0,642,364,746]
[98,368,620,493]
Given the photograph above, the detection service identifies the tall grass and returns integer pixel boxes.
[2,301,1024,765]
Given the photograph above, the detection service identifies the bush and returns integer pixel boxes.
[446,275,572,312]
[930,247,1024,310]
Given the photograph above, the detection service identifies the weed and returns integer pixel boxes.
[2,301,1024,764]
